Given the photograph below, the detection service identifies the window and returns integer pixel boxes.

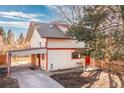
[72,51,82,59]
[42,54,45,60]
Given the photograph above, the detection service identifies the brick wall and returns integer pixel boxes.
[0,55,6,66]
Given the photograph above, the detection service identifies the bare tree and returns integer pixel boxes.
[56,5,84,25]
[57,5,124,62]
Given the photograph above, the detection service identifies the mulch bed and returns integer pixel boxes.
[0,77,19,88]
[50,71,97,88]
[50,69,124,88]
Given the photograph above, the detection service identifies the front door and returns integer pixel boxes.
[85,56,90,65]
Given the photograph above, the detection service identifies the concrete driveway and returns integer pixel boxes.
[11,64,64,88]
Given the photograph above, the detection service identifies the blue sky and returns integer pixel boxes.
[0,5,57,38]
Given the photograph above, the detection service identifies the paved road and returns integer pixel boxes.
[11,64,64,88]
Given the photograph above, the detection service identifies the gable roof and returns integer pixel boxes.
[26,21,70,41]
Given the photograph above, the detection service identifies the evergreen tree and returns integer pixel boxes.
[59,5,124,62]
[0,26,6,41]
[0,27,7,54]
[18,33,24,44]
[7,29,15,45]
[17,33,25,49]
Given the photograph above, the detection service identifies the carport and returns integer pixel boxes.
[6,48,47,77]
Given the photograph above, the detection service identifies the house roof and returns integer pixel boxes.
[26,21,70,41]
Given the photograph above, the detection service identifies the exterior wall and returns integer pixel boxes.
[40,54,47,70]
[47,38,85,48]
[30,29,47,70]
[30,29,46,48]
[0,55,6,66]
[47,49,84,71]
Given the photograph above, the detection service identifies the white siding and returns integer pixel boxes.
[40,54,47,70]
[30,29,47,70]
[30,29,46,48]
[48,39,85,48]
[48,50,85,71]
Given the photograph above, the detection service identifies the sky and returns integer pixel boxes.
[0,5,57,38]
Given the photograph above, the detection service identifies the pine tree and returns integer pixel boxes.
[61,5,124,62]
[18,33,24,45]
[0,27,7,54]
[0,27,5,52]
[7,29,15,45]
[0,27,6,41]
[17,33,26,49]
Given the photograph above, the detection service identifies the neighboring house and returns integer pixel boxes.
[25,21,86,71]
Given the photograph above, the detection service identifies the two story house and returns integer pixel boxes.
[25,21,86,71]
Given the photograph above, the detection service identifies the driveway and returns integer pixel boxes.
[11,64,64,88]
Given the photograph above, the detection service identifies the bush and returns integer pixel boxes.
[0,67,7,76]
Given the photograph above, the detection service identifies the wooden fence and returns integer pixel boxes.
[94,60,124,73]
[0,55,6,66]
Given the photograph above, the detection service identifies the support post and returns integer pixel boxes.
[92,58,95,68]
[101,60,104,68]
[83,58,86,71]
[6,52,11,77]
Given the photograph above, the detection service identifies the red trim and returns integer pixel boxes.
[42,37,71,39]
[46,39,48,70]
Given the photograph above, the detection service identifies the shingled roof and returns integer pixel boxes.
[26,21,70,41]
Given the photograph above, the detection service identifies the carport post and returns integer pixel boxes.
[6,52,11,77]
